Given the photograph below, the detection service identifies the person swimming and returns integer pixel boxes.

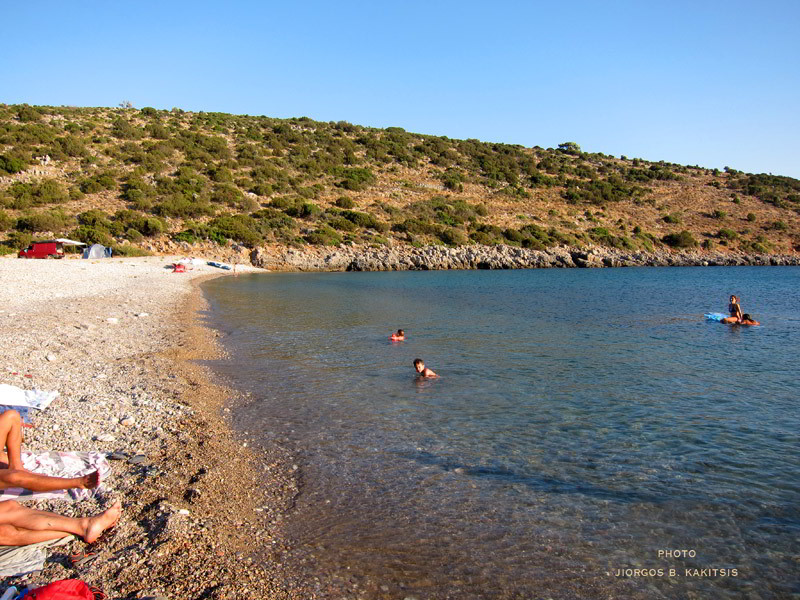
[389,329,405,341]
[413,358,437,378]
[739,313,760,326]
[722,295,743,324]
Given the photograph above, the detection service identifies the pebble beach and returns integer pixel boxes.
[0,256,306,599]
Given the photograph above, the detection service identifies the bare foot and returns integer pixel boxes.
[81,470,100,489]
[84,500,121,543]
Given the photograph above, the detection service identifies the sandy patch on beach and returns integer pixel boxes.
[0,256,306,599]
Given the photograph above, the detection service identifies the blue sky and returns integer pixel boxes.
[3,1,799,177]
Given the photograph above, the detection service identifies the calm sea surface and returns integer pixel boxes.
[201,267,800,599]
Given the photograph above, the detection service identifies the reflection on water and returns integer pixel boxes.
[203,267,800,599]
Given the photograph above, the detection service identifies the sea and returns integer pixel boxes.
[200,266,799,600]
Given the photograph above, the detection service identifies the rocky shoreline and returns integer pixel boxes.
[249,243,800,272]
[0,257,307,600]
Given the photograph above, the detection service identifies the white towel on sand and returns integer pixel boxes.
[0,384,59,410]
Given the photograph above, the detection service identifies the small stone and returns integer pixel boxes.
[96,434,116,442]
[136,312,149,317]
[106,317,119,324]
[128,454,147,464]
[46,354,56,362]
[178,509,190,516]
[454,467,466,474]
[121,417,135,426]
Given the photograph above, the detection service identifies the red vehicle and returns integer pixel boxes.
[18,240,65,259]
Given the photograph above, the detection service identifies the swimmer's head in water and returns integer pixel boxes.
[730,295,738,303]
[414,358,424,372]
[742,313,752,320]
[397,329,404,336]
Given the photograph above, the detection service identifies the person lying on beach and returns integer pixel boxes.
[0,409,99,492]
[414,358,437,378]
[0,498,121,546]
[390,329,405,341]
[721,294,743,324]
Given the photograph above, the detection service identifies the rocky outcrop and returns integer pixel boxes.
[249,243,800,272]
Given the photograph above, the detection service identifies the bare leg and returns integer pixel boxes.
[0,523,71,545]
[0,410,23,470]
[0,499,121,545]
[0,468,99,492]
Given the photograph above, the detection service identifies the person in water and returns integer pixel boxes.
[389,329,405,341]
[722,294,743,324]
[414,358,437,378]
[739,313,760,326]
[0,409,100,493]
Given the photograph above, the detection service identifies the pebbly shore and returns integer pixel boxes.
[249,242,800,272]
[0,256,309,599]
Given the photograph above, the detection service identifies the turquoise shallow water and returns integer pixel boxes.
[202,267,800,599]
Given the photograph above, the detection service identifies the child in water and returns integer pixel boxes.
[389,329,405,341]
[414,358,437,378]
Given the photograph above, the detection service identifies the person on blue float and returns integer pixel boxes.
[739,313,760,326]
[721,294,743,324]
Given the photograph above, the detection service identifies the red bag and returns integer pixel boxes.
[22,579,103,600]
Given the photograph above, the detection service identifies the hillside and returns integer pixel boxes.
[1,104,798,259]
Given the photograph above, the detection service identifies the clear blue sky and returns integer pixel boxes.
[3,1,799,178]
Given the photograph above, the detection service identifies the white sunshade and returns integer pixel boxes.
[54,238,87,246]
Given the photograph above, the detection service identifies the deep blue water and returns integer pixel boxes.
[202,267,800,599]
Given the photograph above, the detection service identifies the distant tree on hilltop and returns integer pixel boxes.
[558,142,582,155]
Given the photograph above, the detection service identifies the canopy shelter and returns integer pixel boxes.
[54,238,86,246]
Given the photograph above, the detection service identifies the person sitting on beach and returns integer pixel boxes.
[0,498,120,546]
[414,358,437,378]
[739,313,760,326]
[390,329,405,341]
[721,295,743,324]
[0,409,99,493]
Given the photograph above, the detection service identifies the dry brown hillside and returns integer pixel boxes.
[1,104,798,257]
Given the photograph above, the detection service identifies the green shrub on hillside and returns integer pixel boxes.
[207,214,262,246]
[332,166,375,191]
[80,171,117,194]
[441,168,464,191]
[110,244,151,257]
[340,209,385,231]
[335,196,355,209]
[14,210,71,233]
[327,215,358,232]
[662,230,697,248]
[285,201,321,219]
[7,179,69,209]
[306,225,342,246]
[438,227,468,246]
[111,117,142,139]
[0,154,27,174]
[71,225,113,246]
[6,231,33,250]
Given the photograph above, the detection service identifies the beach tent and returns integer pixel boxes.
[82,244,110,259]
